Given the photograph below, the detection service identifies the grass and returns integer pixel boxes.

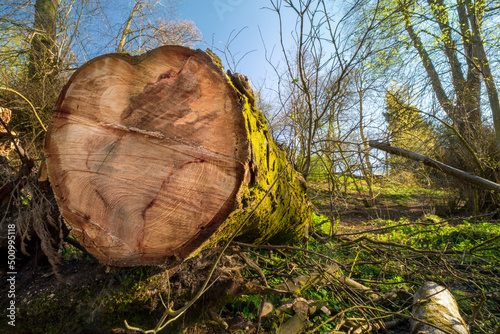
[9,174,498,334]
[308,174,451,209]
[219,177,500,334]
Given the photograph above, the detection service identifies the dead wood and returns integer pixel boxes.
[45,45,313,267]
[411,281,469,334]
[276,313,310,334]
[369,140,500,193]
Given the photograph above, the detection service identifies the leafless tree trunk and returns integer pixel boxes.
[28,0,60,83]
[355,68,376,205]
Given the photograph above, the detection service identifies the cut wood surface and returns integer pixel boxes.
[45,46,312,266]
[411,281,469,334]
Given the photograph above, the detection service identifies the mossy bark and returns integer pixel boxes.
[192,79,313,257]
[411,281,469,334]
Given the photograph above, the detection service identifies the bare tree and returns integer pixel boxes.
[366,0,500,166]
[268,0,380,179]
[357,0,500,211]
[0,0,202,156]
[116,0,201,54]
[353,66,378,205]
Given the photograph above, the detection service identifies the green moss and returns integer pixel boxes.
[188,76,313,258]
[413,301,466,333]
[236,101,313,243]
[15,291,80,333]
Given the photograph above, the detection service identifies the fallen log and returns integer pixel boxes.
[276,313,310,334]
[411,281,469,334]
[369,140,500,193]
[44,46,313,267]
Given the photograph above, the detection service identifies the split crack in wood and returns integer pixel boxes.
[98,122,166,139]
[97,121,244,165]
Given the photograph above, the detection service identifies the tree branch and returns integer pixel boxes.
[369,140,500,193]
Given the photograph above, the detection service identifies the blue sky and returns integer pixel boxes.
[180,0,295,89]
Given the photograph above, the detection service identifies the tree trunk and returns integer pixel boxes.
[465,0,500,151]
[401,1,483,153]
[44,45,313,267]
[28,0,59,83]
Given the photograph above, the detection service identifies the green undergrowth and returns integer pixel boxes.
[221,212,499,333]
[5,180,499,333]
[308,176,451,209]
[378,183,449,204]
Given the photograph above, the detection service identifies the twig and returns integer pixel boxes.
[234,241,344,266]
[0,86,47,131]
[238,251,269,333]
[469,234,500,253]
[238,251,268,286]
[339,235,462,255]
[335,220,445,237]
[0,116,33,169]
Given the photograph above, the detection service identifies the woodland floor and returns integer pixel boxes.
[1,178,499,334]
[309,179,453,228]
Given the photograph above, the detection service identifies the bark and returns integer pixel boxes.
[28,0,59,82]
[276,313,309,334]
[357,77,375,204]
[45,45,313,267]
[401,9,455,123]
[401,1,483,148]
[427,0,466,98]
[411,281,469,334]
[464,0,500,151]
[369,141,500,193]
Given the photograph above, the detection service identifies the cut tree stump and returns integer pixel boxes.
[45,45,312,267]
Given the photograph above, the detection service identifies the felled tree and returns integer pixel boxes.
[44,45,313,267]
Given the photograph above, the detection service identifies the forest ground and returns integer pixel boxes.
[1,176,499,334]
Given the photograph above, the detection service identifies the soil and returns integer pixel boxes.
[308,180,455,234]
[0,245,257,334]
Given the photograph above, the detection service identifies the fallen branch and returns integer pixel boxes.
[339,235,461,255]
[234,241,343,266]
[369,141,500,193]
[411,281,469,334]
